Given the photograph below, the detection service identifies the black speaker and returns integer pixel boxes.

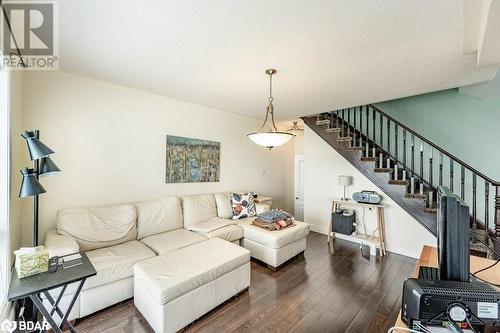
[332,212,355,235]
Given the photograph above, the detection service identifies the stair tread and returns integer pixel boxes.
[361,157,378,162]
[325,127,341,133]
[406,193,427,199]
[374,168,393,173]
[337,137,352,141]
[388,180,409,185]
[347,146,365,151]
[423,207,437,213]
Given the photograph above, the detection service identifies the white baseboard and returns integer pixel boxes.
[308,224,420,259]
[309,224,328,235]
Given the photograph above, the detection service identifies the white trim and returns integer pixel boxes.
[0,63,11,315]
[308,223,420,258]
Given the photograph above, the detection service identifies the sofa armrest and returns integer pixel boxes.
[255,203,271,214]
[44,229,79,258]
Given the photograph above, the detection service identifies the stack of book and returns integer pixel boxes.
[252,210,294,231]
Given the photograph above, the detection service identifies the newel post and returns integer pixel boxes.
[496,185,500,238]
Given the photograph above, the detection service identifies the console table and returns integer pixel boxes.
[329,199,386,256]
[393,245,500,331]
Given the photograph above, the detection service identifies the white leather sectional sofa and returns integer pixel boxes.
[43,192,310,332]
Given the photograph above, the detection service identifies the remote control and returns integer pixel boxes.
[48,256,59,273]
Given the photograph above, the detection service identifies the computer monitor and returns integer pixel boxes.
[437,186,470,282]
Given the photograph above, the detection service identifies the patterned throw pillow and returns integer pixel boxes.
[231,193,256,220]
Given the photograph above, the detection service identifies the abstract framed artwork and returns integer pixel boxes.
[165,135,220,183]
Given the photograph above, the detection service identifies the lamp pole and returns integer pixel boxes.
[33,130,40,246]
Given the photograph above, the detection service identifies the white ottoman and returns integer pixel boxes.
[133,238,250,333]
[240,220,310,270]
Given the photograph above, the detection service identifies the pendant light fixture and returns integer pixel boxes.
[247,69,294,150]
[287,121,304,135]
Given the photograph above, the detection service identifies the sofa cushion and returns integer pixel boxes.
[231,193,256,220]
[239,220,310,249]
[181,193,217,227]
[57,204,137,252]
[204,224,243,242]
[140,229,208,255]
[185,217,235,233]
[136,196,183,239]
[84,240,155,290]
[134,238,250,305]
[214,192,233,218]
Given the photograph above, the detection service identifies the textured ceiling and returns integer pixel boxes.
[59,0,498,120]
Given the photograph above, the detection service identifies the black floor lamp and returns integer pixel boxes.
[19,130,61,246]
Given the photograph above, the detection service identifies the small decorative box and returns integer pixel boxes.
[14,246,49,278]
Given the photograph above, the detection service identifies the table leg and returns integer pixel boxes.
[49,284,67,316]
[380,208,387,255]
[30,293,63,333]
[377,207,384,257]
[328,202,337,245]
[43,279,86,333]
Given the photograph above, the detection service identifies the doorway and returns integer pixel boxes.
[294,154,304,221]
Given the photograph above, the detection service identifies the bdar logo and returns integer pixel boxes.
[0,319,16,333]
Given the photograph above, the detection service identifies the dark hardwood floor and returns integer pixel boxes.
[75,232,415,333]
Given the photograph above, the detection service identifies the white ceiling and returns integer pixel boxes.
[59,0,498,121]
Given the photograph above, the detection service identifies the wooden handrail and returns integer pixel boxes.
[368,104,500,186]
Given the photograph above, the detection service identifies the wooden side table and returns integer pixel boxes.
[254,195,273,207]
[328,199,386,256]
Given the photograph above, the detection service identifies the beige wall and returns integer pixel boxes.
[20,71,294,245]
[303,127,435,258]
[9,71,24,254]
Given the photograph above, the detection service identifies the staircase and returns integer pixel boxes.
[302,105,500,257]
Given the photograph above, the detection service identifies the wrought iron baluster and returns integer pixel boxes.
[485,181,490,239]
[347,108,351,136]
[495,186,500,238]
[341,109,345,137]
[395,124,398,161]
[439,153,443,186]
[372,107,376,145]
[380,113,383,150]
[461,165,465,200]
[387,117,390,154]
[450,160,454,192]
[411,135,415,176]
[472,173,477,229]
[403,130,406,167]
[419,143,424,180]
[429,148,433,186]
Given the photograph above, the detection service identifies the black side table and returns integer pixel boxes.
[7,252,96,333]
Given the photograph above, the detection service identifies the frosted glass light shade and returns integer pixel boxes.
[247,131,294,150]
[338,175,352,186]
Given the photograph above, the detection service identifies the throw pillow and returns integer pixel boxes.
[231,192,256,220]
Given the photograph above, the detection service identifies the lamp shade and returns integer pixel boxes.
[19,168,46,197]
[21,131,54,160]
[247,132,294,150]
[338,175,352,186]
[40,156,61,176]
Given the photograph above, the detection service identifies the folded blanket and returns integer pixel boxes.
[252,217,294,231]
[256,210,293,223]
[186,217,235,233]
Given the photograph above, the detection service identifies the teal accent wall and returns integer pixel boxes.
[375,89,500,180]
